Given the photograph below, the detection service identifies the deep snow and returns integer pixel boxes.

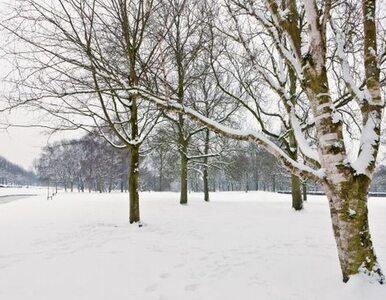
[0,189,385,299]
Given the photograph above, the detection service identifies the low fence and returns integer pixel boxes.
[277,190,386,197]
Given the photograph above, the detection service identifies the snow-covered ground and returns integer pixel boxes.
[0,190,385,300]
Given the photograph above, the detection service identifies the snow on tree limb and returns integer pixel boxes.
[331,20,372,104]
[244,1,304,79]
[128,86,325,184]
[289,110,320,163]
[351,112,380,176]
[350,0,384,177]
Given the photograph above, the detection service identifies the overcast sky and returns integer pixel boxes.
[0,0,80,170]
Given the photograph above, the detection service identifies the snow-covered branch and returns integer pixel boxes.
[128,86,325,184]
[351,112,381,176]
[331,20,372,104]
[289,110,320,164]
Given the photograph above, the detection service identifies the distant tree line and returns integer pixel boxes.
[0,156,36,186]
[35,134,129,193]
[35,131,323,196]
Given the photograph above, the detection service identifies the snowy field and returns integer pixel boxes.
[0,189,386,300]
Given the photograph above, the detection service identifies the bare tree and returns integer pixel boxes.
[2,0,164,223]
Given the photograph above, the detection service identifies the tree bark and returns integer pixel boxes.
[291,174,303,211]
[203,166,209,201]
[324,179,383,282]
[179,140,188,205]
[288,146,303,210]
[302,182,307,201]
[203,129,210,202]
[129,145,140,223]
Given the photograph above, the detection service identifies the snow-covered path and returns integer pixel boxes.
[0,194,37,205]
[0,190,385,299]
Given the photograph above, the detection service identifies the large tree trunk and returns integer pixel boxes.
[129,145,140,223]
[179,140,188,205]
[324,179,383,283]
[291,174,303,211]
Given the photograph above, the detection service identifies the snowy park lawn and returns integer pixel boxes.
[1,190,386,300]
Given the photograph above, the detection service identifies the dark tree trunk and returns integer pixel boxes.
[302,182,307,201]
[129,145,140,223]
[203,129,210,202]
[291,174,303,211]
[203,166,209,201]
[179,140,188,205]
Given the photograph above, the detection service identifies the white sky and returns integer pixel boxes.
[0,109,76,170]
[0,0,80,170]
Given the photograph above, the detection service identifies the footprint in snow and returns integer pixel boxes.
[145,283,158,292]
[184,284,199,291]
[160,273,170,279]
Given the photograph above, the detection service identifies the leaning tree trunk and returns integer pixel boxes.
[324,178,383,282]
[129,145,140,223]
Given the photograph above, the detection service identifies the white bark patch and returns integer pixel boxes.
[319,133,339,145]
[303,0,324,73]
[348,208,356,217]
[316,102,331,113]
[323,153,345,164]
[314,112,331,123]
[328,172,346,185]
[332,112,342,124]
